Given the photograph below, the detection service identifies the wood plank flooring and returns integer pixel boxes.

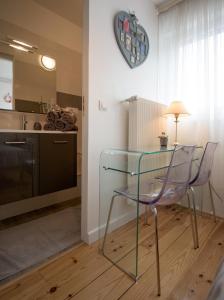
[0,205,223,300]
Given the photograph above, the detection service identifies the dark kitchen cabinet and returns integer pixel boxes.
[0,132,77,205]
[0,133,39,205]
[39,134,77,195]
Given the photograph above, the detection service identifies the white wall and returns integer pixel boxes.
[82,0,159,243]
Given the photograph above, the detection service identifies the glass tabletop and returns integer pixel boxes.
[101,145,202,175]
[102,145,175,155]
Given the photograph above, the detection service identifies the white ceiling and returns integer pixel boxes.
[152,0,170,5]
[34,0,83,28]
[33,0,170,28]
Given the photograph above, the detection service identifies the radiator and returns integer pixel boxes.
[127,98,168,206]
[128,98,167,150]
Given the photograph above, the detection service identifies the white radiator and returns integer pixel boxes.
[127,98,168,206]
[128,98,167,150]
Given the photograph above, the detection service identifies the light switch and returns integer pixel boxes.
[98,100,107,111]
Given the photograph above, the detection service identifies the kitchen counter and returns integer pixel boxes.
[0,129,77,134]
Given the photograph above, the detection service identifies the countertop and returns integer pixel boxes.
[0,129,77,134]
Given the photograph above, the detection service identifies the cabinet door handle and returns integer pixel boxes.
[53,141,68,144]
[4,141,27,145]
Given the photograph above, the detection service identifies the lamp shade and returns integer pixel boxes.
[165,101,190,117]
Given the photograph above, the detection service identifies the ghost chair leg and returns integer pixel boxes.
[102,194,117,254]
[190,187,199,248]
[208,180,217,223]
[187,190,197,249]
[151,206,161,296]
[144,205,149,225]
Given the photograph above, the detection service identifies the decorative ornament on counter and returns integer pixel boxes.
[33,122,42,130]
[114,11,149,69]
[3,92,12,103]
[158,132,168,148]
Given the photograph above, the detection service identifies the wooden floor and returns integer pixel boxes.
[0,205,223,300]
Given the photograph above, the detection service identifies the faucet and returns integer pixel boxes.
[21,114,28,130]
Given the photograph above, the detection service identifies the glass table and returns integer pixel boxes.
[99,145,202,281]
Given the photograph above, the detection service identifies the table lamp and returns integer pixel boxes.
[165,101,190,145]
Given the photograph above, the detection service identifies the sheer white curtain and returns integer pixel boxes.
[158,0,224,216]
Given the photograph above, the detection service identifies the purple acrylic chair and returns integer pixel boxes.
[102,145,196,296]
[188,142,218,248]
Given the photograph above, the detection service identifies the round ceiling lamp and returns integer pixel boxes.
[40,55,56,71]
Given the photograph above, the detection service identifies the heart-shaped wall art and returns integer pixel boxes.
[114,11,149,69]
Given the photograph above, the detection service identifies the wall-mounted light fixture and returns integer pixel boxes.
[9,44,30,52]
[0,36,38,53]
[11,39,34,49]
[39,55,56,71]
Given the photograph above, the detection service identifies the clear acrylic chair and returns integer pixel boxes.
[188,142,218,248]
[102,145,196,296]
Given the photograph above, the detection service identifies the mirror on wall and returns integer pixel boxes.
[0,53,13,110]
[0,1,83,118]
[0,20,56,114]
